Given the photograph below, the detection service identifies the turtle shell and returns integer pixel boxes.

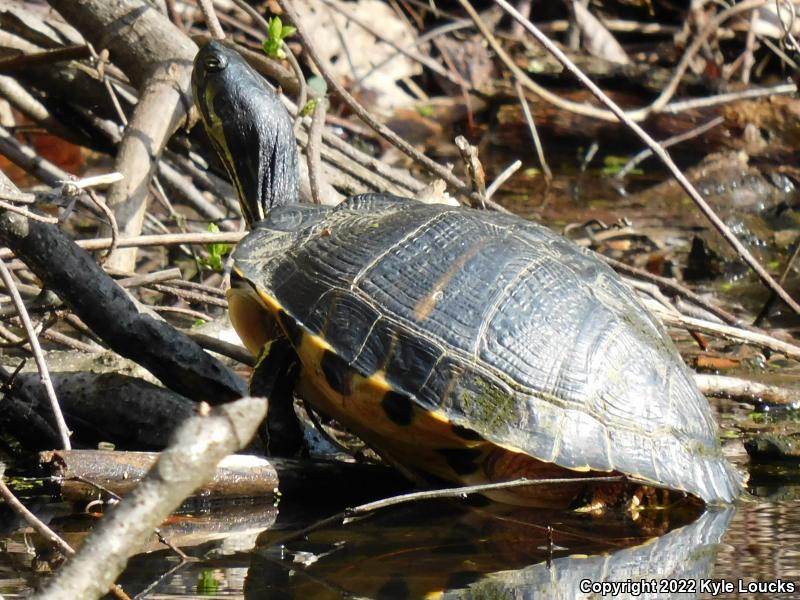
[232,194,742,505]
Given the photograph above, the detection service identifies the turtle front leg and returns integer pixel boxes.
[250,337,306,457]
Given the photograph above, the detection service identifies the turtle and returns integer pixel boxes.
[192,41,744,507]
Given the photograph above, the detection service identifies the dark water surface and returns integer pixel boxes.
[1,468,798,599]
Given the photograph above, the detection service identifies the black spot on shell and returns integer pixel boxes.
[437,448,483,476]
[376,575,409,600]
[381,391,414,426]
[320,349,352,395]
[276,310,303,348]
[451,424,484,441]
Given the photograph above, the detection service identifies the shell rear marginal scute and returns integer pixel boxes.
[237,201,741,503]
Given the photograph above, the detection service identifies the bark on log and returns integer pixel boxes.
[5,372,196,451]
[39,449,410,503]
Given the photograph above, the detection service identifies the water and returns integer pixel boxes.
[1,470,798,598]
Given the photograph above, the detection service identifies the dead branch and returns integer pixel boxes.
[46,0,198,272]
[0,173,245,403]
[5,372,196,451]
[696,373,798,406]
[34,396,267,600]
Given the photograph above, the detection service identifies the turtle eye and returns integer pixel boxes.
[204,53,227,72]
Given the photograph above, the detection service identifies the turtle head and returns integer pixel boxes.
[192,40,299,227]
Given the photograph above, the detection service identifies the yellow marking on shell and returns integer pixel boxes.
[428,410,451,423]
[424,592,444,600]
[255,288,284,314]
[364,369,393,392]
[294,334,490,480]
[305,331,334,353]
[413,240,484,321]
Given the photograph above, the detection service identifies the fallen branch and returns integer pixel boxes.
[38,448,409,503]
[34,396,267,600]
[0,198,246,404]
[696,373,799,406]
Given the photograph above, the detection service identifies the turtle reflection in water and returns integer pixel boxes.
[192,41,744,508]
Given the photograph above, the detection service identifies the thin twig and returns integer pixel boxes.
[590,256,745,331]
[662,82,796,113]
[513,80,552,181]
[0,231,245,262]
[196,0,226,39]
[151,283,228,307]
[754,235,800,325]
[307,97,327,205]
[0,200,58,223]
[656,311,800,360]
[284,41,309,132]
[485,159,521,201]
[87,44,128,127]
[495,0,800,316]
[0,259,70,449]
[615,116,725,180]
[85,189,119,264]
[150,305,213,322]
[0,464,74,556]
[42,328,102,354]
[0,470,131,599]
[187,332,254,366]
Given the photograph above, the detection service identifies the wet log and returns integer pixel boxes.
[39,449,410,503]
[3,372,196,451]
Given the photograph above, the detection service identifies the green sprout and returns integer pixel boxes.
[263,16,297,60]
[300,98,319,117]
[201,222,230,272]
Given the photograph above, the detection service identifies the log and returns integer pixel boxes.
[39,449,410,503]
